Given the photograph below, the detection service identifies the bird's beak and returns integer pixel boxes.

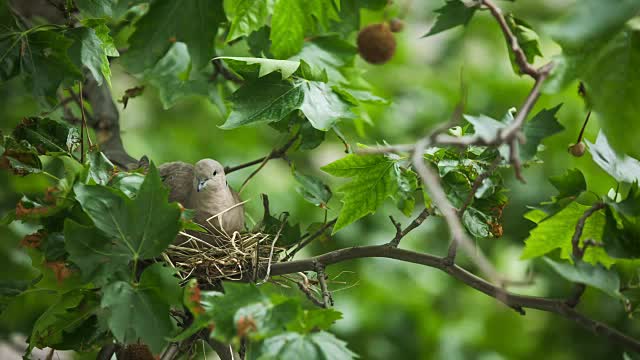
[197,179,207,192]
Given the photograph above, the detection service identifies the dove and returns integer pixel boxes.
[158,159,245,237]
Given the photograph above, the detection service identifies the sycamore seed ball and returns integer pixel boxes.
[357,23,397,65]
[389,18,405,33]
[568,142,586,157]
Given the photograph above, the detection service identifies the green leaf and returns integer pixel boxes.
[12,117,80,155]
[288,308,343,333]
[257,331,356,360]
[64,220,129,285]
[100,279,175,354]
[109,172,145,198]
[543,257,624,300]
[545,0,640,49]
[216,57,301,79]
[505,15,542,75]
[321,154,407,233]
[225,0,270,42]
[549,168,587,200]
[270,0,307,58]
[522,201,613,267]
[586,131,640,184]
[520,104,564,160]
[221,74,354,130]
[293,170,332,208]
[289,36,357,84]
[547,27,640,157]
[611,183,640,217]
[87,151,114,185]
[144,42,209,109]
[73,163,181,262]
[17,30,82,106]
[67,26,114,86]
[0,135,42,176]
[424,0,477,37]
[270,0,339,58]
[464,113,504,143]
[603,206,640,259]
[140,263,183,307]
[207,283,267,342]
[29,290,100,353]
[221,74,304,129]
[121,0,224,73]
[298,80,355,130]
[75,0,145,19]
[462,207,491,238]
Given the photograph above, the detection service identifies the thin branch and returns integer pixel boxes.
[284,218,337,261]
[412,138,502,284]
[225,133,300,174]
[388,207,431,247]
[296,280,326,307]
[481,0,538,79]
[268,245,640,353]
[565,202,606,307]
[572,203,605,259]
[315,262,332,308]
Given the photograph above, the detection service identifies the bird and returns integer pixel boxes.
[158,159,245,238]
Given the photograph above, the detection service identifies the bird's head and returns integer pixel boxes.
[193,159,226,192]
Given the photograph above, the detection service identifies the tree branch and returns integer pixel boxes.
[225,133,300,174]
[481,0,538,79]
[269,245,640,352]
[388,207,432,247]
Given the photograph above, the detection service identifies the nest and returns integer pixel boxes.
[161,208,287,287]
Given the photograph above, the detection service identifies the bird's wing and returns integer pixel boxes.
[158,161,194,206]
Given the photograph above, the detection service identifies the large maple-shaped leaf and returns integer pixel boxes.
[424,0,477,37]
[100,266,178,353]
[225,0,270,42]
[64,220,129,285]
[221,74,354,130]
[121,0,224,73]
[258,331,356,360]
[73,163,181,262]
[543,258,624,300]
[144,43,209,109]
[13,117,80,155]
[28,290,100,353]
[1,30,82,106]
[270,0,339,58]
[520,104,564,160]
[586,131,640,184]
[67,26,116,86]
[321,154,414,233]
[545,0,640,49]
[522,201,613,267]
[546,25,640,157]
[216,57,301,79]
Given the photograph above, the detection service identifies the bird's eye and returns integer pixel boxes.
[213,170,218,176]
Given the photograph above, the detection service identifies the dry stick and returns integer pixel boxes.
[268,245,640,353]
[565,202,606,308]
[412,137,502,285]
[388,207,432,247]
